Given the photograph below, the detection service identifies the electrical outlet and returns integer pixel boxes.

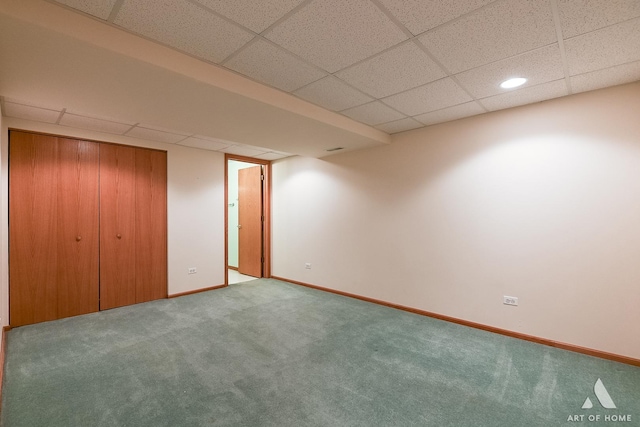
[305,263,311,269]
[188,267,197,274]
[503,296,518,306]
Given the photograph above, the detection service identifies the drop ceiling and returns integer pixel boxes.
[1,0,639,157]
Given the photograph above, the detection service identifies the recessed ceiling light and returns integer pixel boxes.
[500,77,527,89]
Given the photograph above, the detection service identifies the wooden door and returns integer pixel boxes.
[238,166,262,277]
[134,148,167,303]
[9,131,99,326]
[99,144,136,310]
[56,138,100,318]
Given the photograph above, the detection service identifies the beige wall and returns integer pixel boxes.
[272,82,640,359]
[0,117,226,327]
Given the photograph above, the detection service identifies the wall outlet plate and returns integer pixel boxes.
[503,296,518,306]
[305,263,311,269]
[188,267,197,274]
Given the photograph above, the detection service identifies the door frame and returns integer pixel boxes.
[224,154,271,285]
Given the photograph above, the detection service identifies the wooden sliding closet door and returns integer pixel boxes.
[57,138,100,318]
[100,144,167,310]
[134,148,167,303]
[9,131,99,326]
[99,144,137,310]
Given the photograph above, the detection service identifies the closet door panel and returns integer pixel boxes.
[135,149,167,303]
[100,144,136,310]
[9,132,59,326]
[57,138,100,318]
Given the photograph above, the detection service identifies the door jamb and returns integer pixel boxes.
[224,154,271,285]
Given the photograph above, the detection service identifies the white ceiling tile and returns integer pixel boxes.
[194,0,305,33]
[383,78,472,116]
[456,44,564,99]
[294,76,373,111]
[114,0,254,63]
[419,0,556,74]
[3,102,61,123]
[255,151,292,160]
[126,125,189,144]
[265,0,408,73]
[378,0,496,35]
[558,0,640,38]
[565,17,640,76]
[341,101,405,126]
[225,39,325,92]
[480,79,568,112]
[59,113,133,134]
[221,145,269,156]
[375,117,423,134]
[64,110,137,125]
[177,136,231,151]
[571,60,640,94]
[414,102,485,126]
[3,97,63,110]
[54,0,118,20]
[336,42,446,98]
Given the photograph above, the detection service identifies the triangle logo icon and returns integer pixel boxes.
[581,378,616,409]
[593,378,616,409]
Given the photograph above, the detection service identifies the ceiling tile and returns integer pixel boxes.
[341,101,405,126]
[255,151,292,160]
[378,0,496,35]
[177,136,231,151]
[126,125,190,144]
[194,0,305,33]
[294,76,373,111]
[565,17,640,76]
[114,0,254,64]
[456,44,564,99]
[480,79,568,112]
[335,41,446,98]
[225,39,325,92]
[54,0,118,20]
[383,78,472,116]
[3,97,63,110]
[571,60,640,94]
[375,117,423,134]
[419,0,556,74]
[221,145,269,156]
[414,102,485,126]
[558,0,640,38]
[59,112,133,134]
[265,0,408,73]
[3,102,61,123]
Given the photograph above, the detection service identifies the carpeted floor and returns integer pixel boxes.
[1,279,639,426]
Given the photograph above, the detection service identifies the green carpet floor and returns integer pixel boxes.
[1,279,638,426]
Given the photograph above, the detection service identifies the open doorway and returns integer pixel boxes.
[225,154,271,285]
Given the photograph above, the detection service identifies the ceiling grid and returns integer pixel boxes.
[2,0,639,157]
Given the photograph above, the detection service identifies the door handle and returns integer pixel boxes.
[237,225,242,229]
[76,236,82,242]
[116,234,122,239]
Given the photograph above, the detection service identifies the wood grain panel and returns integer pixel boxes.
[238,166,262,277]
[56,138,99,318]
[99,144,136,310]
[9,131,59,326]
[134,148,167,303]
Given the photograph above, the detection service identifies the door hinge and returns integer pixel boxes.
[261,174,264,181]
